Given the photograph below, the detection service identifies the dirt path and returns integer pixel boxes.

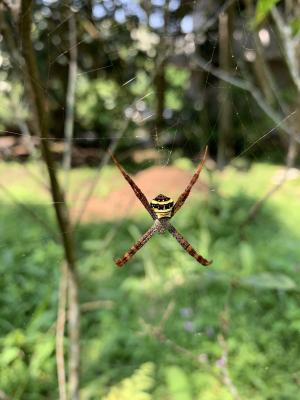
[74,165,207,221]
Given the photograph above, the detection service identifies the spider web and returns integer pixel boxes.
[0,2,297,266]
[0,1,299,396]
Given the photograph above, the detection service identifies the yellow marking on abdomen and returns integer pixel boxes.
[150,199,173,205]
[150,194,174,219]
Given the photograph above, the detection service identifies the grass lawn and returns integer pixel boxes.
[0,160,300,399]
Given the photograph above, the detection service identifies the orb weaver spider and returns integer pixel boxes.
[111,146,212,267]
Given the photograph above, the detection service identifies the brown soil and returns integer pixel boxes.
[74,165,207,222]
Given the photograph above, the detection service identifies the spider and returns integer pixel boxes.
[111,146,212,268]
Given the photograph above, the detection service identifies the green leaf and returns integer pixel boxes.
[255,0,280,25]
[0,347,20,366]
[30,337,55,377]
[165,366,192,400]
[291,18,300,36]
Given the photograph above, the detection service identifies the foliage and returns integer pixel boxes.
[255,0,280,25]
[103,362,154,400]
[1,162,300,399]
[76,75,120,131]
[0,205,59,397]
[0,76,27,130]
[0,0,293,160]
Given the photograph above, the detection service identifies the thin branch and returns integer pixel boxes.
[158,300,175,329]
[80,299,114,312]
[140,316,242,397]
[252,34,290,114]
[140,297,242,397]
[235,55,298,140]
[56,263,68,400]
[271,7,300,93]
[140,318,207,366]
[192,54,300,143]
[217,306,241,400]
[194,0,237,35]
[140,304,230,391]
[67,267,80,400]
[217,6,234,169]
[63,10,78,186]
[240,136,298,233]
[217,334,241,400]
[60,13,80,397]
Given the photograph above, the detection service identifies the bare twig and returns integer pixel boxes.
[192,54,300,143]
[244,0,277,105]
[235,56,298,142]
[271,7,300,93]
[140,317,206,365]
[60,10,80,399]
[140,316,238,395]
[236,3,300,232]
[140,304,214,378]
[217,334,241,400]
[252,34,289,115]
[80,299,114,312]
[240,136,298,233]
[158,300,175,328]
[217,6,234,169]
[56,263,68,400]
[63,10,78,186]
[67,267,80,400]
[194,0,236,35]
[141,301,242,397]
[217,307,241,400]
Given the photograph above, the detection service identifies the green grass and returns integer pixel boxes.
[0,162,121,203]
[0,161,300,399]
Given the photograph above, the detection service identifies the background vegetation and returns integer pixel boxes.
[0,0,300,399]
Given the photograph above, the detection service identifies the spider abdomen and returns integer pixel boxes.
[150,194,174,219]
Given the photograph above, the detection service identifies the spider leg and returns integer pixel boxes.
[172,146,208,216]
[110,152,157,220]
[115,225,156,267]
[167,223,212,266]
